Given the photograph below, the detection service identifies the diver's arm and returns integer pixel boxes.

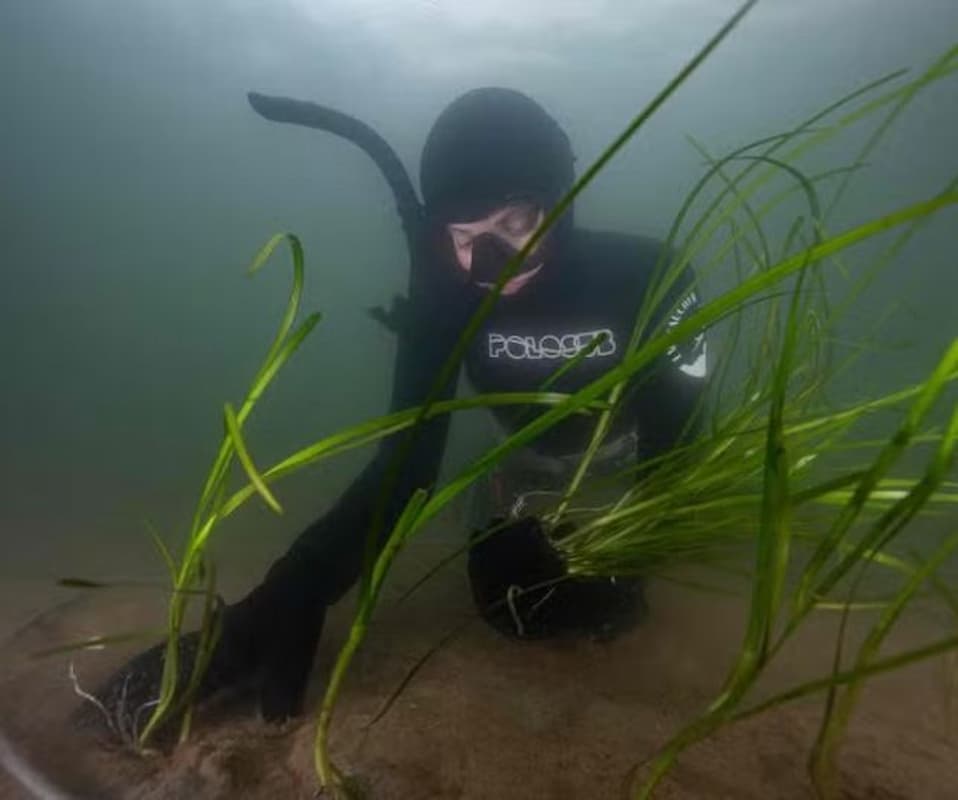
[87,312,462,728]
[227,297,461,719]
[256,309,459,606]
[630,271,709,464]
[631,354,707,464]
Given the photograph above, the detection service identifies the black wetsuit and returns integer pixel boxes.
[90,87,708,728]
[256,228,705,602]
[227,224,707,716]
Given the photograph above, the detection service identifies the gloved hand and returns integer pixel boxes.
[76,570,327,743]
[467,516,645,641]
[77,438,433,743]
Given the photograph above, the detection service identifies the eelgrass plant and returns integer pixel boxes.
[536,38,958,800]
[47,2,958,798]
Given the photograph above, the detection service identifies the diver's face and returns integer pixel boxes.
[446,200,545,295]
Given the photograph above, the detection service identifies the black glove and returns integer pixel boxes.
[467,516,645,641]
[76,559,328,743]
[77,473,389,742]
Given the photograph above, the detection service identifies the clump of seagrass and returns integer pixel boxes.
[538,37,958,800]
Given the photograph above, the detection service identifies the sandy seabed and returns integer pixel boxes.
[1,548,956,800]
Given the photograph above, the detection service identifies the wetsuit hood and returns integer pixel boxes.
[419,87,575,228]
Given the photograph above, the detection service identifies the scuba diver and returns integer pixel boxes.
[87,86,708,729]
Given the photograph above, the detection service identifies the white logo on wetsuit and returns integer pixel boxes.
[488,328,617,360]
[665,290,708,378]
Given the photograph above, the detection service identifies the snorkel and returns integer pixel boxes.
[246,91,432,334]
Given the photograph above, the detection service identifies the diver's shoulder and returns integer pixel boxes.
[569,227,672,274]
